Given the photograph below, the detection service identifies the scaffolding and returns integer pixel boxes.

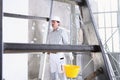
[1,0,120,80]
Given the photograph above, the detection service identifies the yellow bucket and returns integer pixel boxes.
[64,64,80,78]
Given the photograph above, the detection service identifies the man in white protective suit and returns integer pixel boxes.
[47,16,73,80]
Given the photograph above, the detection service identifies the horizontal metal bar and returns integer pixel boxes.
[106,52,120,54]
[55,0,82,3]
[3,12,49,21]
[4,43,101,53]
[93,11,120,14]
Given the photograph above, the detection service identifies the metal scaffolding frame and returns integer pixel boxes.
[86,1,112,79]
[92,0,120,79]
[1,0,102,80]
[1,0,116,80]
[93,1,120,52]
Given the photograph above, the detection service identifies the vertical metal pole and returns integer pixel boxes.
[118,0,120,52]
[117,0,120,70]
[0,0,2,80]
[41,0,53,80]
[46,0,53,37]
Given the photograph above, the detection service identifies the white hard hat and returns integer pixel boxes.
[51,16,61,22]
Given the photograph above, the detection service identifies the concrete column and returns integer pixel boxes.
[70,4,77,45]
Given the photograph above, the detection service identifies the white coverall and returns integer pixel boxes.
[47,27,71,80]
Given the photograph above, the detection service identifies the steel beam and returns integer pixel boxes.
[4,43,101,53]
[4,12,49,21]
[54,0,85,6]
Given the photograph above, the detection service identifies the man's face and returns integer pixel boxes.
[51,20,59,29]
